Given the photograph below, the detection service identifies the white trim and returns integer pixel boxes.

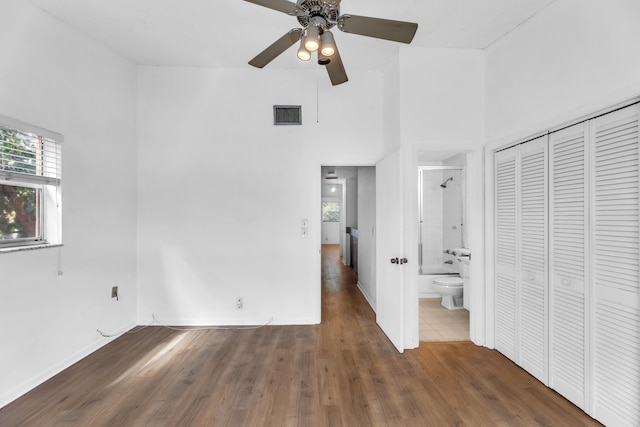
[466,149,486,347]
[484,143,496,349]
[0,243,62,254]
[417,165,465,170]
[147,316,315,326]
[487,91,640,152]
[412,148,486,348]
[0,321,135,409]
[357,281,376,312]
[0,114,63,143]
[419,292,441,298]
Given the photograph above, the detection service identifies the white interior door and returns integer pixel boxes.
[590,104,640,427]
[494,147,518,360]
[549,122,589,410]
[376,150,405,352]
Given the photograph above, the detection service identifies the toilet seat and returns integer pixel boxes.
[433,277,463,287]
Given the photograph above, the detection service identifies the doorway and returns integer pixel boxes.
[319,149,483,350]
[320,165,376,311]
[417,154,471,342]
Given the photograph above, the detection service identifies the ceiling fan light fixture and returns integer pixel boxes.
[297,39,311,61]
[304,25,320,52]
[245,0,418,86]
[320,31,336,57]
[318,51,331,65]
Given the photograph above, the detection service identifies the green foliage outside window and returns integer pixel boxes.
[0,185,38,239]
[322,201,340,222]
[0,127,40,240]
[0,127,38,175]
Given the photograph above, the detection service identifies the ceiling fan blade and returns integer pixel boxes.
[249,28,304,68]
[325,45,348,86]
[338,14,418,44]
[243,0,297,14]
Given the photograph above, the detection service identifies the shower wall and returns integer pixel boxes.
[421,171,444,273]
[442,170,463,255]
[419,168,463,275]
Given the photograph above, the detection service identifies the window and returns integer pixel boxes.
[0,118,62,248]
[322,201,340,222]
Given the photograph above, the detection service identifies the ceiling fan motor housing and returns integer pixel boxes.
[296,0,339,30]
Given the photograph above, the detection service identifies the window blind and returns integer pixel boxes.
[0,125,61,185]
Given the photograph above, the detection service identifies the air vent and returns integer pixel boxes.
[274,105,302,126]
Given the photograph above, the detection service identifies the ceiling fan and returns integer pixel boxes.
[244,0,419,86]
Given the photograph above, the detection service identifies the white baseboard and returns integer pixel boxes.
[419,292,441,299]
[357,281,376,312]
[146,314,318,327]
[0,320,136,409]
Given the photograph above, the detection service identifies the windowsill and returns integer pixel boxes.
[0,243,63,254]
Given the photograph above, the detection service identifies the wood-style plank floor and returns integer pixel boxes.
[0,245,601,426]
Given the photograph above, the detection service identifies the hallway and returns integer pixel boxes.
[0,245,600,426]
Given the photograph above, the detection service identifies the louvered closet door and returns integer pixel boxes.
[517,137,548,383]
[549,122,589,410]
[495,148,517,361]
[590,104,640,427]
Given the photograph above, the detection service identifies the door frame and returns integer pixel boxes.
[411,146,486,348]
[317,146,486,350]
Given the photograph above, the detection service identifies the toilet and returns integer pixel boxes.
[433,276,464,309]
[434,249,470,310]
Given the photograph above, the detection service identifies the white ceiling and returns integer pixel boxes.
[27,0,556,71]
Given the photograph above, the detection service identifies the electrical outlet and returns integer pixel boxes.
[236,297,243,309]
[111,286,119,300]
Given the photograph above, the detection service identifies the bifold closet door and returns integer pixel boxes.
[549,122,589,410]
[494,138,548,380]
[517,138,548,383]
[495,148,517,361]
[590,103,640,427]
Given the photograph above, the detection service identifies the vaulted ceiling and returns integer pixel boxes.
[27,0,556,71]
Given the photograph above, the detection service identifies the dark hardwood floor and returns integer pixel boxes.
[0,245,601,426]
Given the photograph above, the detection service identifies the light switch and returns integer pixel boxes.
[301,219,308,228]
[301,218,308,238]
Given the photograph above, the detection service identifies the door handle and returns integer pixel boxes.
[390,257,399,264]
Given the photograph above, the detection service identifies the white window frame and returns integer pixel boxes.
[0,115,62,250]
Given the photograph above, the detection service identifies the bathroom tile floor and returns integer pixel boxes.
[419,298,470,342]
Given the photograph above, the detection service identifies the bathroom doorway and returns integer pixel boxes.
[417,162,470,342]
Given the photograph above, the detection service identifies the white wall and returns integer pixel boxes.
[321,220,341,244]
[0,0,138,407]
[383,52,402,156]
[136,67,385,326]
[345,176,358,229]
[443,154,468,247]
[321,182,342,244]
[321,195,341,245]
[483,0,640,349]
[356,167,376,308]
[421,170,444,272]
[393,47,485,348]
[400,47,486,149]
[486,0,640,144]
